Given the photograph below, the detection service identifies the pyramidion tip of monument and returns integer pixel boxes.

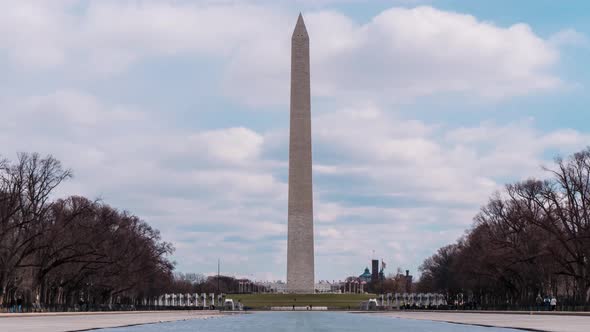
[293,12,308,38]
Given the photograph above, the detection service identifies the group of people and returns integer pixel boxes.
[536,294,557,311]
[5,295,24,313]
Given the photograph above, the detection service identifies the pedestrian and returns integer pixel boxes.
[543,296,550,311]
[78,297,85,312]
[16,295,23,313]
[35,293,41,313]
[550,296,557,311]
[9,296,15,313]
[535,294,542,311]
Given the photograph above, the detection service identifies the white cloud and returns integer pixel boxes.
[0,1,288,73]
[2,86,589,280]
[189,127,264,165]
[313,106,590,207]
[549,28,589,48]
[231,6,562,105]
[446,120,590,178]
[0,0,72,69]
[0,2,563,104]
[25,90,142,126]
[0,88,292,276]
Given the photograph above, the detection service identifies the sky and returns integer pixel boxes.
[1,0,589,282]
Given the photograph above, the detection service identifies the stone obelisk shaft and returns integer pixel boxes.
[287,14,314,293]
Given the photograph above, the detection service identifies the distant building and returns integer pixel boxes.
[259,280,343,294]
[371,259,379,282]
[404,270,413,292]
[315,280,337,293]
[259,281,288,293]
[359,267,372,282]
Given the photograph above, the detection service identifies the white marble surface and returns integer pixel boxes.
[0,310,222,332]
[379,311,590,332]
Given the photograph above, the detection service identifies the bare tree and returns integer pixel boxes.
[0,153,71,305]
[0,153,176,309]
[419,148,590,307]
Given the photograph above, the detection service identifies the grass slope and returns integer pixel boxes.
[226,293,375,309]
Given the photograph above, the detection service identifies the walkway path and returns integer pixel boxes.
[0,310,222,332]
[377,311,590,332]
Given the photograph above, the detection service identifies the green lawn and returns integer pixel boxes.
[225,293,375,309]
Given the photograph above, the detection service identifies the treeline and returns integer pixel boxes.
[418,148,590,308]
[0,153,175,310]
[169,273,263,294]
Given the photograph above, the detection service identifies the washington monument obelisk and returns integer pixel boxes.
[287,13,315,293]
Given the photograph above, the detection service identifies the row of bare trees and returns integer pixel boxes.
[0,153,175,310]
[169,273,266,295]
[418,148,590,308]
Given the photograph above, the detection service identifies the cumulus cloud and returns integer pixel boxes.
[549,28,589,48]
[230,6,562,105]
[0,88,289,276]
[1,1,564,103]
[188,127,264,165]
[2,85,588,279]
[0,1,287,73]
[0,0,72,68]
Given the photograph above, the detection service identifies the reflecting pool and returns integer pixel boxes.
[99,311,523,331]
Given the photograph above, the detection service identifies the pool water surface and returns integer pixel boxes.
[99,311,524,332]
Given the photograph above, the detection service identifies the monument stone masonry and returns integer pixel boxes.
[286,13,315,293]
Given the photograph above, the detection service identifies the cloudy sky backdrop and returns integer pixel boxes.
[1,0,590,281]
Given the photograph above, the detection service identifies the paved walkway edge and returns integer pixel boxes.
[352,310,590,316]
[0,310,221,318]
[68,315,220,332]
[373,311,590,332]
[396,316,546,332]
